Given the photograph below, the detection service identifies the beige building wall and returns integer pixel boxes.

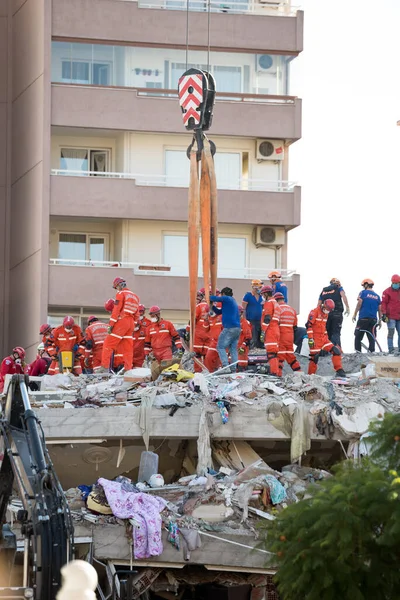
[8,0,51,359]
[0,4,10,356]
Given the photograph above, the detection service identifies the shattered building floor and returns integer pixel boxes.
[4,352,400,599]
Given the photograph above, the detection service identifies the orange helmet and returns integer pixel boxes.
[268,271,281,280]
[251,279,262,286]
[361,278,374,286]
[330,277,341,286]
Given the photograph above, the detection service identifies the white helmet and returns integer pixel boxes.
[148,474,164,488]
[37,343,45,352]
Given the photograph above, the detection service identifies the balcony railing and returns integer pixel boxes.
[51,170,297,192]
[136,0,300,16]
[49,258,296,280]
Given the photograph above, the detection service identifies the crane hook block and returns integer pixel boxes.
[178,68,216,131]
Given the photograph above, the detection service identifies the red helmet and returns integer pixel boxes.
[39,323,52,336]
[63,316,75,329]
[261,285,273,294]
[138,304,145,313]
[149,305,161,314]
[392,274,400,284]
[323,299,335,312]
[273,292,285,301]
[12,346,25,360]
[87,315,98,325]
[112,277,126,289]
[104,298,115,312]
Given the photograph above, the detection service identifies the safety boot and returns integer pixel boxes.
[335,368,346,378]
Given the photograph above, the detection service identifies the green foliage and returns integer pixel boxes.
[260,413,400,600]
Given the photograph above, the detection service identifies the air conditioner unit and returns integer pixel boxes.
[256,139,284,161]
[253,226,285,247]
[255,54,276,72]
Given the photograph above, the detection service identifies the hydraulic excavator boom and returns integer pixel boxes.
[0,375,73,599]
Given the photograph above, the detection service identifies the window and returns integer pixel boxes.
[61,60,111,85]
[165,150,241,189]
[163,234,246,277]
[171,63,242,93]
[60,148,110,175]
[58,233,109,264]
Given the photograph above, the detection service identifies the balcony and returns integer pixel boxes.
[50,171,301,228]
[52,0,303,54]
[48,261,300,312]
[51,85,302,140]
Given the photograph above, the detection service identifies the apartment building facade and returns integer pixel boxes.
[0,0,303,358]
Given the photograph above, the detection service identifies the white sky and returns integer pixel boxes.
[288,0,400,351]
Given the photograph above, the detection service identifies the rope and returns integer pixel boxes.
[207,0,211,72]
[185,0,190,69]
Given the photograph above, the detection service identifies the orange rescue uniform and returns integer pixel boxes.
[132,316,151,368]
[306,306,343,375]
[101,287,139,371]
[48,324,84,375]
[187,301,210,372]
[144,319,182,362]
[238,318,252,370]
[277,303,301,376]
[204,314,223,373]
[261,298,281,376]
[85,321,109,371]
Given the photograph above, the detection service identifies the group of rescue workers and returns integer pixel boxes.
[1,271,400,391]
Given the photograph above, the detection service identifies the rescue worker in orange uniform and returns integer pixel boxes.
[0,347,26,393]
[144,306,183,380]
[132,307,151,368]
[103,298,123,370]
[204,309,223,373]
[48,316,84,375]
[39,324,54,355]
[306,299,346,377]
[101,277,139,372]
[237,307,252,371]
[186,289,210,372]
[84,316,109,373]
[274,292,301,377]
[261,285,281,376]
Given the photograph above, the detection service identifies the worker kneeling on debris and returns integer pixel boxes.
[144,306,183,380]
[306,299,346,378]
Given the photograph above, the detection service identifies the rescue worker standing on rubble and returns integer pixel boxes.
[186,289,210,371]
[0,347,26,393]
[306,299,346,377]
[210,287,241,372]
[237,307,252,371]
[49,316,84,375]
[84,316,109,373]
[100,277,139,373]
[274,292,301,376]
[268,271,288,303]
[381,274,400,354]
[318,278,350,347]
[352,279,382,353]
[204,306,223,373]
[260,285,281,376]
[132,305,150,368]
[242,280,264,349]
[144,306,183,380]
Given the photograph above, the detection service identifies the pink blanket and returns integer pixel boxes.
[98,478,167,559]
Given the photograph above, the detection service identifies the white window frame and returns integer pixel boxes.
[60,147,112,174]
[57,232,110,262]
[48,309,109,330]
[60,58,113,86]
[170,62,243,93]
[161,231,249,277]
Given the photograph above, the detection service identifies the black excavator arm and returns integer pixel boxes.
[0,375,74,599]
